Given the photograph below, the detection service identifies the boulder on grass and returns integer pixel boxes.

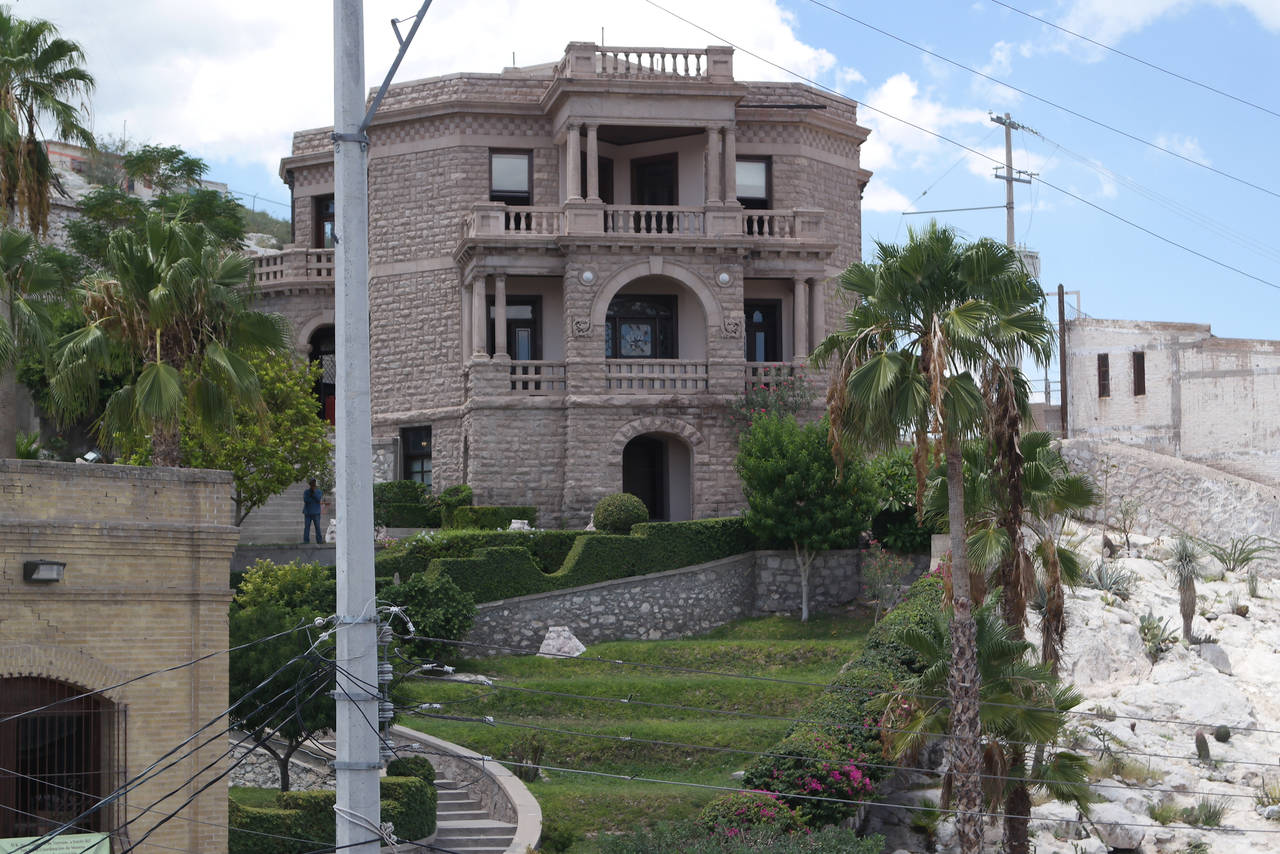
[538,626,586,658]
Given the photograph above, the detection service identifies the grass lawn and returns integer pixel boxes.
[396,611,872,850]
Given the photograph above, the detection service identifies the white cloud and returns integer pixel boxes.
[1046,0,1280,57]
[1154,133,1211,164]
[20,0,836,176]
[835,66,866,93]
[861,181,913,213]
[858,73,989,174]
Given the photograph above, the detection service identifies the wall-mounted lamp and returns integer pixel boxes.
[716,271,732,286]
[580,270,596,285]
[23,560,66,583]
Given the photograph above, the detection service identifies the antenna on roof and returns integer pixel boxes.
[512,51,516,66]
[601,27,605,45]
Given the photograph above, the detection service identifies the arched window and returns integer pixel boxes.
[309,326,336,425]
[605,295,676,359]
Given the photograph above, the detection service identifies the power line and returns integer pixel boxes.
[636,0,1280,293]
[985,0,1280,121]
[799,0,1280,200]
[227,188,292,211]
[402,709,1267,804]
[409,636,1280,738]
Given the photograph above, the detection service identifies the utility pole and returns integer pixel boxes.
[990,113,1034,248]
[331,3,432,850]
[332,2,380,852]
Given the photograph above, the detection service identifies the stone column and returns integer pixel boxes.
[566,123,581,200]
[705,126,721,204]
[811,277,826,344]
[493,273,508,359]
[793,278,809,360]
[472,274,488,359]
[722,126,737,202]
[586,124,600,201]
[461,280,472,359]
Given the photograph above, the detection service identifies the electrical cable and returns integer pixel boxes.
[798,0,1280,200]
[0,617,327,726]
[407,636,1280,738]
[400,709,1267,804]
[985,0,1280,121]
[636,0,1280,293]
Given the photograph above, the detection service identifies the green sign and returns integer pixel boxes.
[0,833,109,853]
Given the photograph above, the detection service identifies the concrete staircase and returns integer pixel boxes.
[432,777,518,853]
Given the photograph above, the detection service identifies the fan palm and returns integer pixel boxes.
[0,8,95,234]
[877,597,1091,820]
[49,212,290,466]
[0,228,62,456]
[814,221,1053,853]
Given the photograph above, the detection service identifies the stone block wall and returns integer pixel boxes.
[0,460,238,854]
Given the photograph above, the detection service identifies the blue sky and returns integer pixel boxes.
[23,1,1280,346]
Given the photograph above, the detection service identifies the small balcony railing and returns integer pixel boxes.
[253,248,335,287]
[509,361,566,393]
[604,205,705,236]
[556,44,733,82]
[460,203,824,244]
[606,359,708,392]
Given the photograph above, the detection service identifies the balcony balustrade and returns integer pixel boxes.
[604,205,704,236]
[253,248,335,287]
[460,202,822,242]
[509,360,567,393]
[556,44,733,82]
[605,359,708,392]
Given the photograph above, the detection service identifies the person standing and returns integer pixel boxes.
[303,478,325,544]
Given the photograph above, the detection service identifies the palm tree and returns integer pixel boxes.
[814,221,1053,853]
[0,228,61,456]
[49,212,290,466]
[0,8,95,234]
[923,430,1097,852]
[878,597,1092,823]
[1170,536,1203,643]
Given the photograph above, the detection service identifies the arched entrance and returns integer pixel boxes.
[308,325,336,425]
[621,433,692,521]
[0,677,114,837]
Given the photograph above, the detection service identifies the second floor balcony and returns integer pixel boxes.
[459,201,825,242]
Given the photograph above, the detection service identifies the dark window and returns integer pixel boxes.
[309,326,336,425]
[314,195,335,249]
[1132,351,1146,396]
[1097,353,1110,398]
[736,157,771,210]
[631,154,678,206]
[606,295,677,359]
[744,300,781,362]
[402,426,432,487]
[490,151,532,206]
[487,296,542,360]
[580,152,615,203]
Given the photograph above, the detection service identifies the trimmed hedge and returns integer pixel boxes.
[741,573,946,826]
[373,480,442,529]
[230,775,438,853]
[445,505,537,530]
[386,755,435,781]
[429,546,552,603]
[380,775,437,840]
[376,529,586,580]
[374,480,429,504]
[557,517,755,586]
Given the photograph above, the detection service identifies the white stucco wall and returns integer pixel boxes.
[1066,318,1280,487]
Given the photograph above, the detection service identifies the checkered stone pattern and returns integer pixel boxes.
[378,75,550,112]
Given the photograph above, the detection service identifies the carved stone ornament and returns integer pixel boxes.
[571,317,593,337]
[721,316,743,338]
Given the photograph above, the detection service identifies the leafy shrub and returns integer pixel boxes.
[373,481,443,528]
[374,480,430,505]
[866,447,934,553]
[741,728,875,826]
[699,791,807,838]
[862,543,913,622]
[375,529,586,579]
[15,431,40,460]
[507,733,545,783]
[276,790,336,850]
[595,821,884,853]
[1084,560,1135,600]
[228,800,301,854]
[386,755,435,782]
[445,505,537,530]
[428,547,551,603]
[861,574,946,676]
[379,775,437,840]
[380,569,475,659]
[593,492,649,534]
[537,819,579,853]
[729,369,812,433]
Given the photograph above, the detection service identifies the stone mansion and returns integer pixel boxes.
[257,43,871,527]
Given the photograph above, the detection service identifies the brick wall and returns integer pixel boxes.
[0,460,237,854]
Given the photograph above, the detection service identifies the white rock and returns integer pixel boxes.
[1030,801,1086,839]
[508,518,532,531]
[1258,804,1280,821]
[1088,802,1146,850]
[1197,641,1233,674]
[537,626,586,658]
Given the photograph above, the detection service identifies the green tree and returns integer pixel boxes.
[813,221,1053,853]
[49,212,290,466]
[735,414,876,621]
[0,228,61,457]
[182,351,332,525]
[230,559,335,792]
[0,8,94,235]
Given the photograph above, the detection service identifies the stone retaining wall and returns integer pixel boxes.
[467,549,929,652]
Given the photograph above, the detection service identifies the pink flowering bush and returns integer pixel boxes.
[697,790,807,839]
[742,728,875,826]
[729,369,812,433]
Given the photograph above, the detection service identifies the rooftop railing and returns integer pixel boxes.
[557,43,733,82]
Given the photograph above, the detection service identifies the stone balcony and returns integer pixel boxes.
[466,358,807,399]
[252,248,335,292]
[458,201,825,243]
[555,43,734,83]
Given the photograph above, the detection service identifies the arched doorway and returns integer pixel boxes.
[621,433,692,521]
[308,326,336,425]
[0,678,115,838]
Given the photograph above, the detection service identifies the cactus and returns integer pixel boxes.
[1213,725,1231,743]
[1195,730,1212,762]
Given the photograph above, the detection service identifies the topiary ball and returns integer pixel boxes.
[386,755,435,782]
[593,492,649,534]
